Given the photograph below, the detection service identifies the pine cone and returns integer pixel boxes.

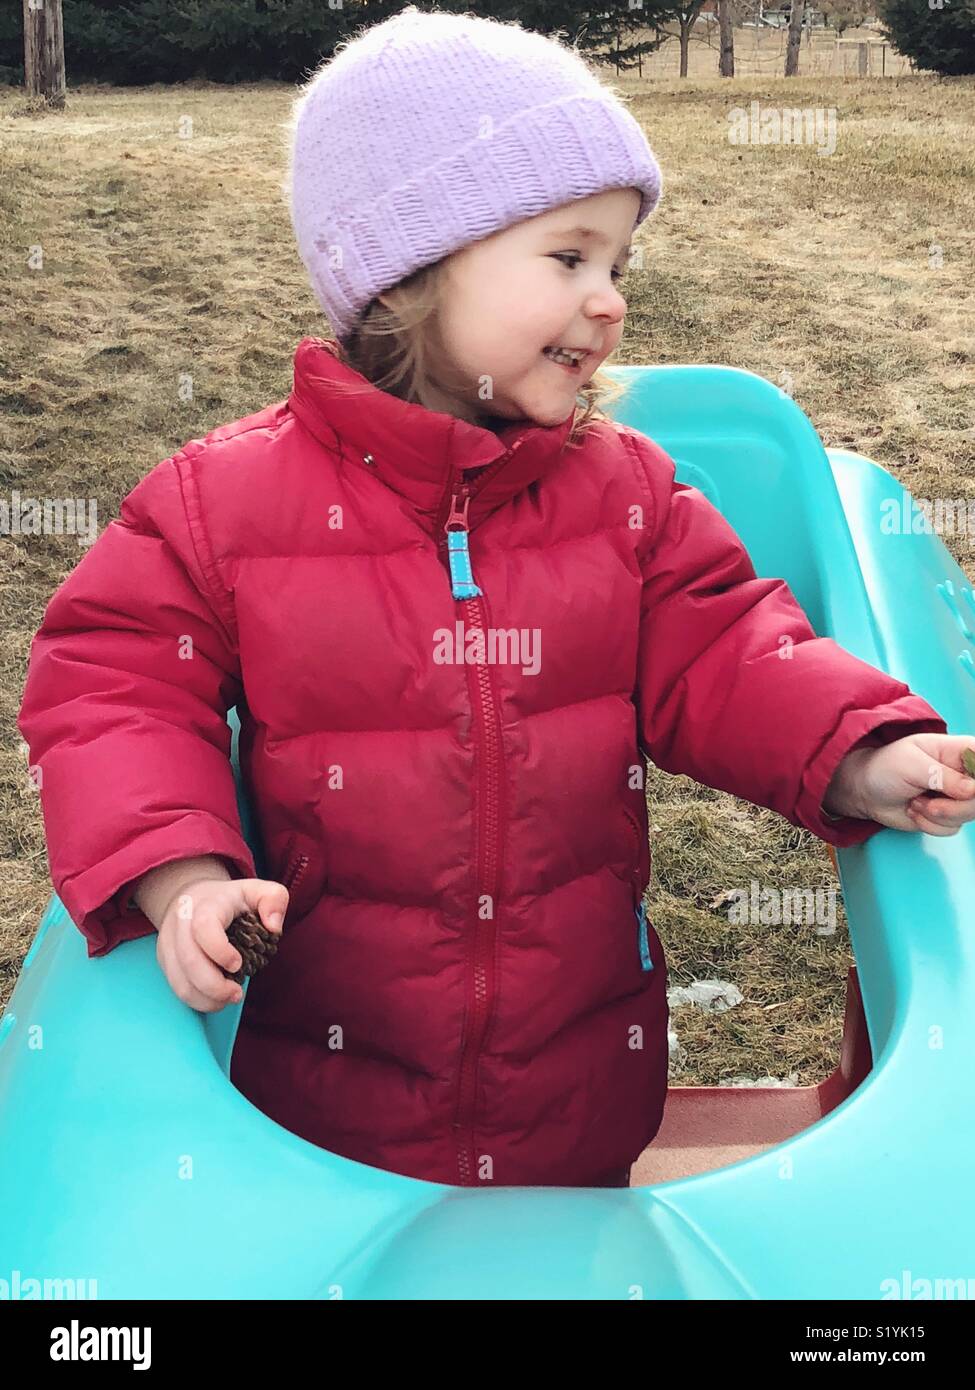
[222,909,280,985]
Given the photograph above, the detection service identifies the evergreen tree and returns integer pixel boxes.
[3,1,685,87]
[877,0,975,77]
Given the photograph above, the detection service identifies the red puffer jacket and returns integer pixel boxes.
[18,337,947,1187]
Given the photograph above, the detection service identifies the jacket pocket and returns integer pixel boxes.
[621,805,643,862]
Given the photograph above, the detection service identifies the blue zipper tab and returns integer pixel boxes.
[636,900,653,972]
[444,488,483,601]
[447,531,482,600]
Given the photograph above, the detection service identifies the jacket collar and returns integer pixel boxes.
[287,337,578,538]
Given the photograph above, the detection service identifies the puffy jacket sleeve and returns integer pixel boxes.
[17,448,257,957]
[627,431,949,848]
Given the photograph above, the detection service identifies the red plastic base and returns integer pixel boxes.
[631,966,872,1186]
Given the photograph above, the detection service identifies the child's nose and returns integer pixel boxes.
[584,292,626,327]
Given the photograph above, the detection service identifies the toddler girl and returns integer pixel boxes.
[17,7,975,1190]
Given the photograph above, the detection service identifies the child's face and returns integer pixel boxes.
[387,187,641,430]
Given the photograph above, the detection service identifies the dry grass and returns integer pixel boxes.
[1,55,973,1087]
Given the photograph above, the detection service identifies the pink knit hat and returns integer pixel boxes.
[285,5,663,343]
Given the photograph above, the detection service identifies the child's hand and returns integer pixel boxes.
[823,733,975,837]
[155,875,289,1013]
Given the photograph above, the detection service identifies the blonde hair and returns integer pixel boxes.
[334,256,631,449]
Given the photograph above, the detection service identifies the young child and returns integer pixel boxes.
[17,7,975,1190]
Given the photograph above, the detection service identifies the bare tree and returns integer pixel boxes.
[23,0,66,107]
[667,0,710,77]
[819,0,873,36]
[785,0,806,73]
[718,0,735,74]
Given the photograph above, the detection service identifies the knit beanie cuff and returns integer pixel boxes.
[313,93,661,343]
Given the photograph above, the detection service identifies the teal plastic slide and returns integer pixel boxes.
[2,365,973,1299]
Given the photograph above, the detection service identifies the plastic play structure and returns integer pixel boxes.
[2,363,974,1299]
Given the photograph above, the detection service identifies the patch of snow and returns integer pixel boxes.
[718,1073,801,1087]
[667,979,744,1013]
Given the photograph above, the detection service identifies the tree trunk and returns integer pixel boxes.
[719,0,735,76]
[785,0,805,75]
[679,16,691,76]
[23,0,66,107]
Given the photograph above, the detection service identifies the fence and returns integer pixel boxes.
[612,25,913,79]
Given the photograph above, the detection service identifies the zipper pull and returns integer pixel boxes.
[444,486,472,533]
[636,901,654,972]
[444,486,482,601]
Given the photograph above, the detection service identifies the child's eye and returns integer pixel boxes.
[551,252,625,284]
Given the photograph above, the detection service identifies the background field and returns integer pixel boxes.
[1,58,973,1085]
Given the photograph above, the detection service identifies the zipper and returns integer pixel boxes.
[282,849,310,899]
[451,586,504,1184]
[439,475,506,1185]
[443,487,482,600]
[621,806,644,902]
[433,440,525,556]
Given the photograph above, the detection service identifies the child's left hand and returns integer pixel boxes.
[823,733,975,836]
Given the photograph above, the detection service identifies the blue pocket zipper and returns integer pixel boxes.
[636,900,653,972]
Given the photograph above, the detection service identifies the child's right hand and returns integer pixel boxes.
[155,875,289,1013]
